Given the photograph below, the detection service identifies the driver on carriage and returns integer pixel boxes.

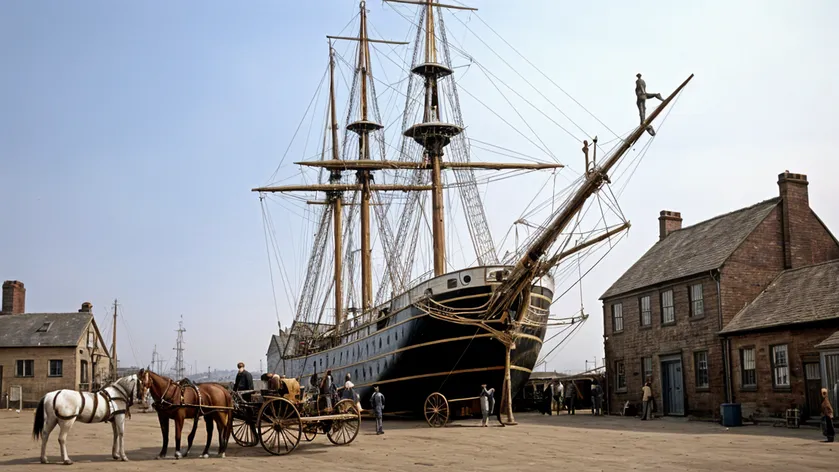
[261,372,282,391]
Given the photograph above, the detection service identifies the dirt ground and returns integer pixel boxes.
[0,408,834,471]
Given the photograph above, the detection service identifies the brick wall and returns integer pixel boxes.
[603,275,724,416]
[720,205,786,326]
[0,346,78,407]
[727,324,837,418]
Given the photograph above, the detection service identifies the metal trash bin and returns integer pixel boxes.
[720,403,742,427]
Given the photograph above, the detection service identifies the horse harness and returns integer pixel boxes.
[152,378,212,416]
[54,382,134,423]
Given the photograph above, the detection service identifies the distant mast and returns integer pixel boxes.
[173,316,186,379]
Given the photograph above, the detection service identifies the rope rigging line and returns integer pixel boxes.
[266,65,329,186]
[470,11,620,140]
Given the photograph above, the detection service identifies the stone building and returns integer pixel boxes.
[0,281,112,408]
[601,171,839,418]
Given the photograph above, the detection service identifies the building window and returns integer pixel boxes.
[615,360,626,391]
[641,357,653,382]
[80,360,89,384]
[87,331,94,349]
[639,296,651,327]
[612,303,624,333]
[740,348,756,388]
[16,360,34,377]
[689,284,704,317]
[49,360,63,377]
[694,351,709,389]
[36,322,52,333]
[661,290,675,324]
[771,344,789,388]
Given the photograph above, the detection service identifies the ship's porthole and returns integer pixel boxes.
[463,274,472,284]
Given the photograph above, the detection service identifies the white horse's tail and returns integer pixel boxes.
[32,396,46,440]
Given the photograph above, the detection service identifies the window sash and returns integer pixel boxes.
[690,284,704,316]
[642,357,653,381]
[16,360,34,377]
[772,345,789,387]
[49,360,63,377]
[612,303,624,332]
[695,351,709,388]
[741,348,756,387]
[640,296,651,326]
[661,290,675,323]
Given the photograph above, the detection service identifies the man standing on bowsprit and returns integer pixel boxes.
[234,362,254,391]
[635,73,664,136]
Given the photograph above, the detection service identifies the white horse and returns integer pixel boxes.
[32,374,141,465]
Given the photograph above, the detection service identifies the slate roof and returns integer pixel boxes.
[601,198,781,299]
[0,313,92,348]
[815,330,839,349]
[720,260,839,334]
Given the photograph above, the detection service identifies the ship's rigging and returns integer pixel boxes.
[255,0,692,421]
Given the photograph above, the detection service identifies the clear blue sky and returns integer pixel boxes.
[2,0,837,375]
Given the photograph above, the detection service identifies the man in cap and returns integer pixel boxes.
[371,385,386,435]
[635,73,664,136]
[234,362,254,392]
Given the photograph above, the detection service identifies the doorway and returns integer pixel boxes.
[660,355,685,416]
[804,362,822,418]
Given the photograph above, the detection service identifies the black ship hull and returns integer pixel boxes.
[276,267,552,415]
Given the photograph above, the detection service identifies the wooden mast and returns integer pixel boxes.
[356,1,375,313]
[328,41,344,332]
[397,0,477,277]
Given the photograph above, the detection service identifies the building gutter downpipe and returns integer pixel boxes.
[713,269,733,405]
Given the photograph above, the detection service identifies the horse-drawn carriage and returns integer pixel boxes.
[230,377,361,455]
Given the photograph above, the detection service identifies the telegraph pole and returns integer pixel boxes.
[174,316,186,379]
[111,299,118,381]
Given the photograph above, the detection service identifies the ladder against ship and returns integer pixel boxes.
[254,0,693,424]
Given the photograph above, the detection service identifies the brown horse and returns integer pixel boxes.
[138,369,232,459]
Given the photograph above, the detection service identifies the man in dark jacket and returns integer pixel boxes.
[234,362,254,391]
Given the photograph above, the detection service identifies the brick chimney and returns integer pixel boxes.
[778,171,811,269]
[79,302,93,313]
[659,211,683,241]
[1,280,26,315]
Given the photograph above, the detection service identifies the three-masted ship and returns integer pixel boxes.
[254,0,691,421]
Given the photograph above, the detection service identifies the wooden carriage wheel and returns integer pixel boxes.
[231,416,259,447]
[326,399,361,446]
[256,397,302,455]
[424,392,449,427]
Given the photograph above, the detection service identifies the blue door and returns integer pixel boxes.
[661,358,684,416]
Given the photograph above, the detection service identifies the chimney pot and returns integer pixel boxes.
[2,280,26,315]
[79,302,93,313]
[658,210,683,241]
[777,170,811,269]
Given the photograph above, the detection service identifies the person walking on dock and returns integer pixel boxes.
[565,380,577,415]
[641,381,653,420]
[371,385,386,435]
[592,380,604,416]
[480,384,496,427]
[320,369,335,413]
[821,387,835,442]
[557,381,564,412]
